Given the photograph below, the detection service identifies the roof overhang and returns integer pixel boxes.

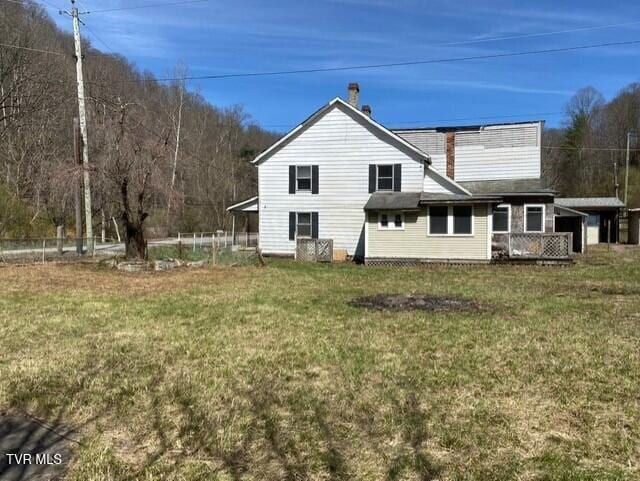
[226,196,258,213]
[554,204,588,217]
[252,98,431,166]
[555,197,625,210]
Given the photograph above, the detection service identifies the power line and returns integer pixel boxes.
[0,42,66,56]
[543,145,638,152]
[261,112,566,129]
[96,38,640,84]
[83,0,208,14]
[81,20,114,53]
[435,20,640,48]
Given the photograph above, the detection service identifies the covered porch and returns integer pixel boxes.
[226,196,259,247]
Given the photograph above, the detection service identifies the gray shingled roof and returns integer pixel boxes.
[364,192,421,210]
[555,197,625,209]
[458,178,554,195]
[364,192,500,210]
[419,193,501,204]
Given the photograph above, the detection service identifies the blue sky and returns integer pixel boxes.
[43,0,640,131]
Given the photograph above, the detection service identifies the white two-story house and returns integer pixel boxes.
[229,83,583,263]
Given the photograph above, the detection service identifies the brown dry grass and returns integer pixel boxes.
[0,246,638,480]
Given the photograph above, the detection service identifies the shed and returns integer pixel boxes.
[555,197,625,245]
[554,205,587,253]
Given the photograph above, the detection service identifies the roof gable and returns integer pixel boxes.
[252,98,431,165]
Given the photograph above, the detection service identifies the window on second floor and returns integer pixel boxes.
[377,165,394,191]
[369,164,401,193]
[296,166,311,191]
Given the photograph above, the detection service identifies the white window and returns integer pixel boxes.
[377,165,394,191]
[428,206,448,234]
[453,206,472,234]
[525,205,544,232]
[428,205,474,236]
[296,165,312,192]
[296,212,312,237]
[492,204,511,233]
[378,212,404,230]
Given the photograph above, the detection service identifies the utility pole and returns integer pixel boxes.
[70,0,94,254]
[625,130,637,205]
[73,118,83,255]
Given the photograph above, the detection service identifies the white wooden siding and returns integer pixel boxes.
[258,103,427,256]
[394,130,446,172]
[395,123,542,182]
[454,123,540,181]
[366,204,490,260]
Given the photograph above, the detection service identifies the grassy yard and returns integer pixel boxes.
[0,247,639,480]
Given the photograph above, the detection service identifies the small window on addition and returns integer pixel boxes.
[525,205,544,232]
[453,206,472,235]
[296,166,312,192]
[493,205,510,233]
[378,212,403,230]
[429,206,448,234]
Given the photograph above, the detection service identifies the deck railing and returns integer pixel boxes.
[508,233,572,259]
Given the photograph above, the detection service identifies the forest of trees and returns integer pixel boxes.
[543,84,640,206]
[0,1,278,252]
[1,1,639,254]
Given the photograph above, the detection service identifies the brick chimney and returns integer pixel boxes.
[348,83,360,108]
[446,132,455,179]
[361,105,372,117]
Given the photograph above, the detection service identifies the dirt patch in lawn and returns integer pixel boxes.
[350,293,479,312]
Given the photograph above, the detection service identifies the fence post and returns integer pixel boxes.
[193,233,196,253]
[211,234,217,266]
[178,232,181,242]
[245,231,248,248]
[42,239,46,264]
[224,231,228,248]
[57,225,64,256]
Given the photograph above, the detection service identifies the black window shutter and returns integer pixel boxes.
[289,166,296,194]
[312,165,319,194]
[311,212,319,239]
[368,165,376,193]
[393,164,402,192]
[289,212,296,240]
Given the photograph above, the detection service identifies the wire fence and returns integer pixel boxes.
[0,232,259,264]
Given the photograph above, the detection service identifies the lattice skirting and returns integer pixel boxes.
[366,257,572,267]
[365,257,491,267]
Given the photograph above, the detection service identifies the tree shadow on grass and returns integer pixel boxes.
[0,366,107,481]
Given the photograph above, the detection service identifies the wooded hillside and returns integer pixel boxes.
[1,1,639,241]
[543,85,640,205]
[0,1,279,239]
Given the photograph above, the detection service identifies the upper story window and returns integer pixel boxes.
[377,165,394,191]
[428,205,474,236]
[492,204,510,233]
[369,164,401,193]
[525,205,544,232]
[296,166,312,191]
[289,165,318,194]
